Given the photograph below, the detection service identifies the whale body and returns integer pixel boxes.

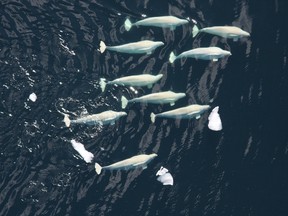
[150,104,210,123]
[121,91,185,109]
[64,110,127,127]
[95,153,158,174]
[99,40,164,54]
[124,16,189,31]
[193,25,250,41]
[100,74,163,92]
[169,47,231,63]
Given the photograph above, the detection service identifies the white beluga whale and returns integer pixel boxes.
[169,47,231,63]
[124,16,189,31]
[192,25,250,41]
[95,153,158,175]
[63,110,127,127]
[70,139,94,163]
[156,166,174,186]
[208,106,223,131]
[98,40,164,54]
[100,74,163,92]
[150,104,210,123]
[121,91,186,109]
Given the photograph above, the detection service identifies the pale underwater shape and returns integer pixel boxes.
[70,139,94,163]
[156,166,174,186]
[208,106,223,131]
[29,93,37,102]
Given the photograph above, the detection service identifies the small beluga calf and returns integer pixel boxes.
[98,40,164,55]
[95,153,158,175]
[150,104,210,123]
[100,74,163,92]
[169,47,231,63]
[192,25,250,41]
[121,91,186,109]
[124,16,189,31]
[63,110,127,127]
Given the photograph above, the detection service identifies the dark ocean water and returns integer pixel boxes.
[1,0,288,215]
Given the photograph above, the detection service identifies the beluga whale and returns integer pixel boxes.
[99,40,164,54]
[100,74,163,92]
[192,25,250,41]
[124,16,189,31]
[150,104,210,123]
[63,110,127,127]
[95,153,158,175]
[121,91,186,109]
[169,47,231,63]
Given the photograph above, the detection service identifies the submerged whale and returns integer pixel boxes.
[100,74,163,92]
[150,104,210,123]
[124,16,189,31]
[99,40,164,54]
[95,153,158,174]
[64,110,127,127]
[192,25,250,41]
[169,47,231,63]
[121,91,186,109]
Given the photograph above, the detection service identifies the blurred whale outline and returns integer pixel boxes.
[121,91,186,109]
[64,110,127,127]
[150,104,210,123]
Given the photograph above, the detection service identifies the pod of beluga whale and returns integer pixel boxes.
[63,110,127,127]
[95,153,158,175]
[60,15,250,181]
[124,16,189,31]
[121,91,186,109]
[150,104,210,123]
[169,47,231,63]
[99,40,164,54]
[192,25,250,41]
[100,74,163,92]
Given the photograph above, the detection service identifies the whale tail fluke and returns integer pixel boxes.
[99,41,106,53]
[121,96,129,109]
[64,114,71,127]
[124,18,133,31]
[95,163,102,175]
[192,25,200,38]
[99,78,107,92]
[150,112,156,123]
[169,52,177,63]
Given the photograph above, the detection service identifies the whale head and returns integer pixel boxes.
[240,30,250,37]
[155,74,164,81]
[118,111,127,117]
[176,92,186,100]
[222,50,232,56]
[154,41,165,48]
[149,153,158,159]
